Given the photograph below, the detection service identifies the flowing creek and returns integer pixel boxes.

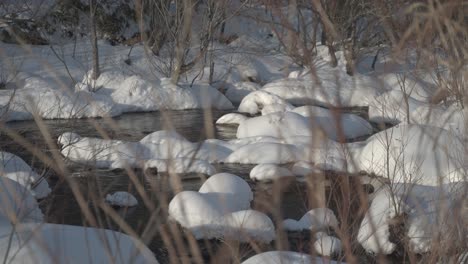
[2,108,384,263]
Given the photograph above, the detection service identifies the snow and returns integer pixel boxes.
[237,112,312,139]
[291,106,373,141]
[105,191,138,207]
[261,78,314,105]
[225,82,261,104]
[313,234,342,256]
[221,210,275,242]
[377,73,437,102]
[259,64,382,108]
[0,223,159,264]
[261,103,291,115]
[357,186,402,254]
[358,182,467,255]
[291,161,320,176]
[0,151,51,199]
[282,208,339,232]
[143,158,215,175]
[249,164,293,181]
[216,113,249,125]
[368,89,426,124]
[198,173,253,204]
[242,251,343,264]
[169,173,275,242]
[358,124,466,185]
[59,130,226,168]
[0,43,234,122]
[238,90,293,115]
[139,130,189,145]
[410,104,467,136]
[59,132,147,168]
[0,177,43,223]
[224,142,299,164]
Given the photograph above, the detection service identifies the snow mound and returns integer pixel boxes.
[410,104,467,136]
[282,208,339,231]
[225,82,261,104]
[261,103,292,115]
[358,182,467,255]
[238,90,293,115]
[0,177,43,223]
[291,106,373,141]
[224,142,299,164]
[189,83,234,110]
[221,210,275,242]
[313,234,342,256]
[59,132,147,168]
[169,173,273,242]
[242,251,343,264]
[368,89,425,123]
[216,113,249,125]
[0,151,51,199]
[199,173,253,204]
[105,191,138,207]
[291,161,320,176]
[358,124,466,185]
[0,223,159,263]
[144,158,215,175]
[237,112,312,139]
[260,68,380,107]
[378,73,437,102]
[357,186,405,254]
[262,78,314,105]
[250,164,293,181]
[140,130,189,145]
[0,76,117,121]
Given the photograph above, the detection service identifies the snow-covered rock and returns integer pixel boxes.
[0,177,43,223]
[0,152,51,198]
[199,173,253,207]
[0,223,159,263]
[357,186,405,254]
[378,73,437,102]
[368,89,426,123]
[313,234,342,256]
[237,112,312,139]
[291,161,320,176]
[282,208,339,232]
[216,113,249,125]
[225,82,261,104]
[261,103,292,115]
[238,90,293,115]
[358,124,466,185]
[59,132,147,168]
[242,251,343,264]
[249,164,293,181]
[168,173,274,242]
[224,142,299,164]
[143,158,215,175]
[291,105,373,141]
[105,191,138,207]
[410,104,467,136]
[139,130,189,145]
[358,182,467,255]
[221,210,275,242]
[260,68,381,108]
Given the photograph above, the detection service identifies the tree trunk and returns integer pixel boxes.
[171,0,193,84]
[90,0,100,81]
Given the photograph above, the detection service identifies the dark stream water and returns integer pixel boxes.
[1,109,384,263]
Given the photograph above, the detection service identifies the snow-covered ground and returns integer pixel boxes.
[1,2,466,262]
